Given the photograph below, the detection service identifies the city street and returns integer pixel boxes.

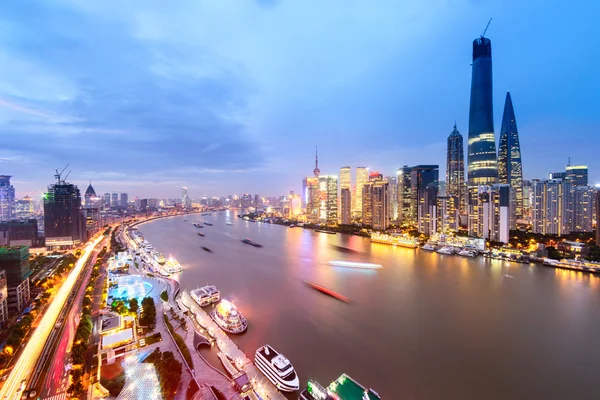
[0,236,104,400]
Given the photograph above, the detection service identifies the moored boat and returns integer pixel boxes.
[437,246,456,255]
[255,344,299,392]
[422,243,436,251]
[210,299,247,334]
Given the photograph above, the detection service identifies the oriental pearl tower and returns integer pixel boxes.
[313,146,320,178]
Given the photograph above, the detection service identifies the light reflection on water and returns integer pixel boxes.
[140,213,600,399]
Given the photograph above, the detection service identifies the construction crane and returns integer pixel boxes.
[482,18,492,38]
[54,164,70,184]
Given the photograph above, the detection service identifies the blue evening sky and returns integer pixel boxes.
[0,0,597,198]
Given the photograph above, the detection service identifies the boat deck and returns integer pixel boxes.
[328,374,381,400]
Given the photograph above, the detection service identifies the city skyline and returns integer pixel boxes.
[0,1,598,198]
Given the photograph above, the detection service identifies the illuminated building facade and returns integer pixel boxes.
[437,196,458,233]
[566,164,588,187]
[522,180,532,221]
[410,165,439,232]
[419,183,438,235]
[354,167,368,218]
[497,91,523,227]
[44,178,86,247]
[0,246,31,313]
[241,194,252,208]
[0,176,15,222]
[571,186,595,232]
[181,187,190,208]
[396,166,412,224]
[340,167,351,190]
[0,270,7,326]
[532,179,572,236]
[340,187,351,225]
[467,35,498,234]
[371,181,389,230]
[446,124,466,214]
[15,196,34,220]
[111,192,119,208]
[361,183,373,226]
[386,176,397,221]
[288,194,302,218]
[474,184,510,243]
[596,191,600,245]
[318,175,338,225]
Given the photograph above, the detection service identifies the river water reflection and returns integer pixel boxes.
[139,211,600,399]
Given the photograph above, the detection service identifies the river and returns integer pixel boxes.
[138,211,600,399]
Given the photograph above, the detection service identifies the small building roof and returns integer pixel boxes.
[101,328,133,349]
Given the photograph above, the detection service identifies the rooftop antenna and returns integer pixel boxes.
[567,156,571,167]
[54,164,70,184]
[481,18,492,38]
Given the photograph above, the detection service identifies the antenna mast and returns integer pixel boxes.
[482,18,492,37]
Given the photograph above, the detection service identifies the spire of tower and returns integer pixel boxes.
[313,145,320,177]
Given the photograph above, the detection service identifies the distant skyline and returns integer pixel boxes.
[0,1,598,198]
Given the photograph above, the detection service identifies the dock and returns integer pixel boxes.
[181,291,287,400]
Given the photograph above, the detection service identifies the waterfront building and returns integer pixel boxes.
[14,196,34,220]
[0,220,38,247]
[111,192,119,208]
[318,175,338,225]
[566,164,588,187]
[44,175,86,247]
[419,183,438,235]
[0,176,15,222]
[410,165,439,233]
[0,246,31,313]
[532,179,572,236]
[354,167,368,218]
[361,183,373,226]
[467,34,498,235]
[497,91,524,227]
[371,181,389,230]
[597,191,600,245]
[288,194,302,218]
[473,185,510,243]
[0,270,7,327]
[397,166,412,225]
[181,187,190,208]
[386,175,398,221]
[99,314,137,365]
[437,196,459,233]
[340,187,351,225]
[446,124,466,214]
[351,186,357,214]
[571,186,595,232]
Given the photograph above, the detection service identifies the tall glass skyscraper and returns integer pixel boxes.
[467,35,498,235]
[498,91,523,224]
[446,124,465,214]
[0,176,15,222]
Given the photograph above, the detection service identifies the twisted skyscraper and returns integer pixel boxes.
[498,91,523,225]
[467,33,498,234]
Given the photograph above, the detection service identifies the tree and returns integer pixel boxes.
[129,298,139,314]
[140,297,156,328]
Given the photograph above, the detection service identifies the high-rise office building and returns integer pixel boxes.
[288,194,302,218]
[410,165,439,232]
[437,196,458,233]
[467,34,498,234]
[361,183,373,227]
[497,91,524,227]
[84,182,97,208]
[386,176,397,221]
[522,180,533,221]
[566,164,588,187]
[340,187,351,225]
[120,193,128,209]
[0,246,31,313]
[340,167,351,190]
[318,175,338,225]
[103,193,111,209]
[596,191,600,245]
[355,167,368,218]
[0,176,15,222]
[15,196,34,220]
[44,174,86,247]
[0,270,8,326]
[181,187,189,208]
[419,183,438,235]
[397,166,412,224]
[571,186,595,232]
[532,179,572,236]
[371,181,389,230]
[111,193,119,208]
[254,194,261,207]
[549,172,566,180]
[474,185,510,243]
[241,194,252,208]
[446,124,466,214]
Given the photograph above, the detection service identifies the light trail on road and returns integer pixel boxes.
[0,236,103,399]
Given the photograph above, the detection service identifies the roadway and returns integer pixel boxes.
[0,236,104,400]
[41,236,107,400]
